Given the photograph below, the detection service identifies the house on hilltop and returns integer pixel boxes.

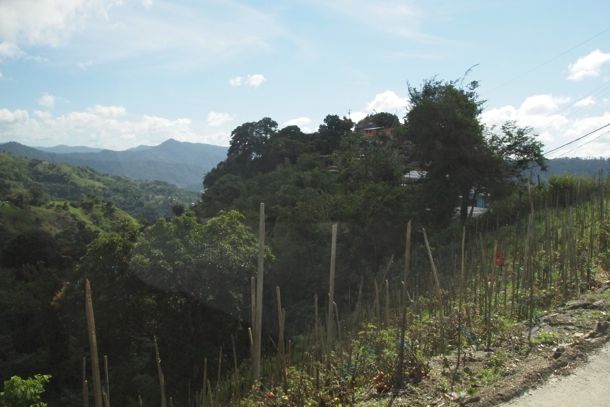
[354,112,400,138]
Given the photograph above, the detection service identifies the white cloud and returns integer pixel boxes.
[567,49,610,81]
[0,104,225,149]
[366,90,409,113]
[308,0,430,40]
[0,1,291,72]
[229,76,243,86]
[38,94,56,109]
[349,111,367,124]
[34,110,53,120]
[348,90,409,123]
[229,74,267,88]
[519,94,569,115]
[0,108,29,123]
[0,0,119,47]
[282,117,317,133]
[87,104,126,117]
[207,111,234,127]
[482,94,570,143]
[0,41,23,61]
[574,96,596,108]
[0,71,3,79]
[77,60,93,70]
[481,94,610,157]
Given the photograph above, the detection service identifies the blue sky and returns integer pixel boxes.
[1,0,610,157]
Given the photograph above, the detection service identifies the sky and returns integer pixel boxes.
[1,0,610,158]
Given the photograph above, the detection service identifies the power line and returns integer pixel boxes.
[555,129,610,157]
[490,24,610,91]
[544,123,610,156]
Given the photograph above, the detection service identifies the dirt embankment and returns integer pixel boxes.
[500,341,610,406]
[369,281,610,407]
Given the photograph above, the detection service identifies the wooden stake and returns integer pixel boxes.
[201,358,208,407]
[403,221,412,301]
[103,355,111,407]
[154,336,167,407]
[326,223,338,348]
[85,279,103,407]
[253,203,265,381]
[82,356,89,407]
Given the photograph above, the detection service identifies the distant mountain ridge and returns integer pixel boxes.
[0,139,228,192]
[35,145,104,154]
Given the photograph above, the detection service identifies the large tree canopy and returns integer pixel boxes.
[405,79,545,222]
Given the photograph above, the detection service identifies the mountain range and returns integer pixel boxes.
[0,139,228,192]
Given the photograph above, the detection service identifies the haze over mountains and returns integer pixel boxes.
[0,139,228,192]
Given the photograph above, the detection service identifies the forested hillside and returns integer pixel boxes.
[0,151,260,405]
[0,152,198,223]
[0,138,227,192]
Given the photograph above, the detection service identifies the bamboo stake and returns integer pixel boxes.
[395,221,412,389]
[82,356,89,407]
[201,358,207,407]
[231,334,238,373]
[422,229,442,304]
[403,220,412,302]
[326,223,338,348]
[314,294,320,349]
[456,227,466,373]
[138,395,143,407]
[384,279,390,324]
[216,346,223,392]
[422,228,444,354]
[103,355,111,407]
[253,202,265,381]
[231,335,239,403]
[154,336,167,407]
[276,286,285,358]
[276,286,287,389]
[250,276,256,334]
[85,279,103,407]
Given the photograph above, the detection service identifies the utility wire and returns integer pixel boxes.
[544,123,610,156]
[555,129,610,157]
[490,24,610,91]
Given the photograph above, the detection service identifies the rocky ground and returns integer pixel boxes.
[362,280,610,406]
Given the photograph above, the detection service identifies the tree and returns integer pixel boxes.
[316,115,353,154]
[0,374,50,407]
[227,117,278,163]
[405,79,490,222]
[405,79,546,223]
[130,210,263,317]
[488,121,546,183]
[204,117,278,188]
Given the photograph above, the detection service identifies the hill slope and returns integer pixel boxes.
[0,139,228,191]
[0,152,198,223]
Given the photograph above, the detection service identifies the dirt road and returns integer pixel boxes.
[502,342,610,407]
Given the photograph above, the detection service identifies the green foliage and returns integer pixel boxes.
[531,330,560,346]
[0,152,197,223]
[0,374,50,407]
[130,210,263,316]
[405,79,546,223]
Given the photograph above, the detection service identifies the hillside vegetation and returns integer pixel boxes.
[0,138,228,192]
[0,152,198,223]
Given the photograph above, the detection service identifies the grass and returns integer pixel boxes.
[531,330,560,346]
